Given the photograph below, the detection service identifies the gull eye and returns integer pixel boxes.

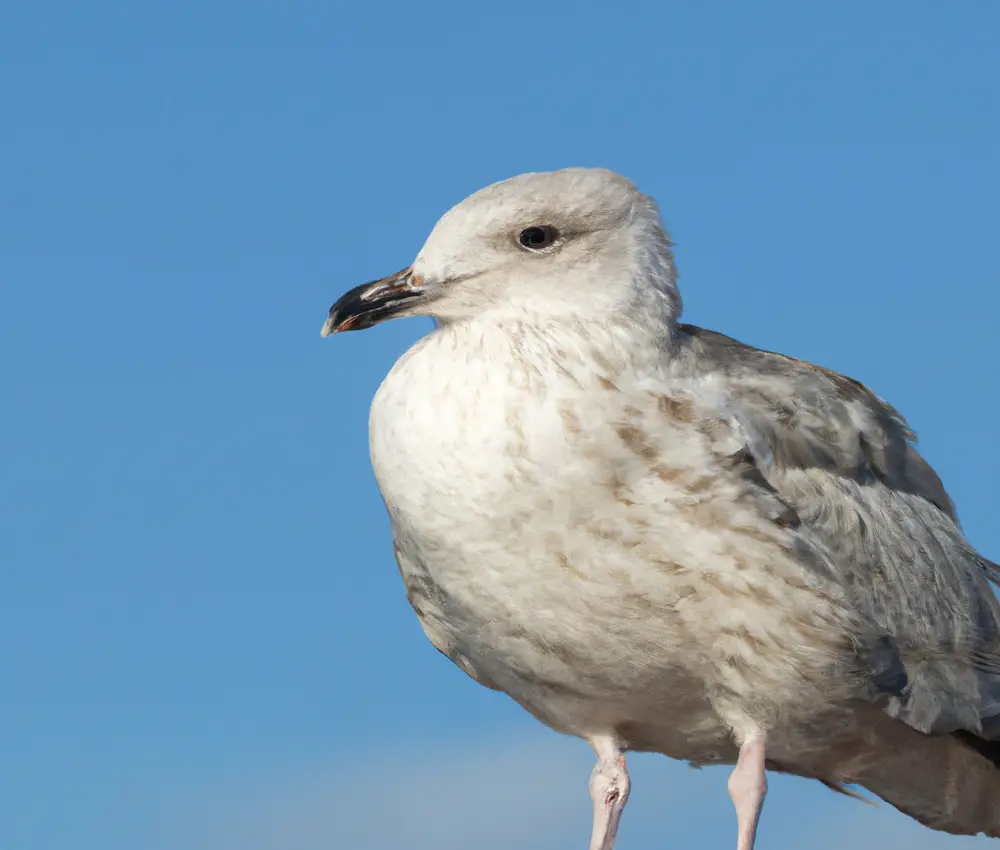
[517,226,560,251]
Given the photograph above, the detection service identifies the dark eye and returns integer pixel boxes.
[517,225,560,251]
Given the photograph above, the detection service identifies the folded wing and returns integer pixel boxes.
[676,324,1000,740]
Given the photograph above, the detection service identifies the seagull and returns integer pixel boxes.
[321,168,1000,849]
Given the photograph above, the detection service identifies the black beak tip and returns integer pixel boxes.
[320,269,420,338]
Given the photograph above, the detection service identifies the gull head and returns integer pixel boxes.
[321,167,680,337]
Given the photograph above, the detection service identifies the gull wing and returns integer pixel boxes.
[675,324,1000,740]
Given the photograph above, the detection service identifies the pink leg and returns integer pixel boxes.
[727,736,768,850]
[588,735,630,850]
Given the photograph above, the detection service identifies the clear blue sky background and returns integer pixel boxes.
[3,2,999,849]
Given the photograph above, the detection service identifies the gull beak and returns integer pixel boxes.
[320,267,427,337]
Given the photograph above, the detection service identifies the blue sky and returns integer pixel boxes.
[2,2,998,848]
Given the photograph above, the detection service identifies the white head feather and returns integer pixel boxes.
[412,168,681,328]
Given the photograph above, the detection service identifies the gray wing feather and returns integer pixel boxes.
[678,324,1000,738]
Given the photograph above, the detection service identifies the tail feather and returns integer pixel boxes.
[952,729,1000,770]
[816,711,1000,838]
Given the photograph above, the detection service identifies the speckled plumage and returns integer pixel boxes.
[323,168,1000,845]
